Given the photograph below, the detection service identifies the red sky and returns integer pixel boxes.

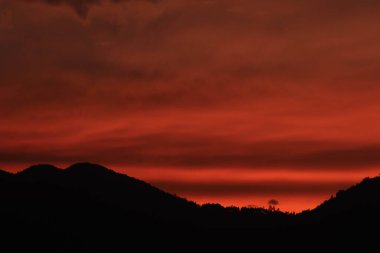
[1,0,380,212]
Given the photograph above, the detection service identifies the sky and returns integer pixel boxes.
[1,0,380,212]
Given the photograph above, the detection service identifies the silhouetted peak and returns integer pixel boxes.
[0,169,11,175]
[18,164,62,176]
[66,163,114,175]
[0,170,11,179]
[334,176,380,198]
[359,176,380,185]
[313,175,380,214]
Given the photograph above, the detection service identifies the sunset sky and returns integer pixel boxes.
[1,0,380,212]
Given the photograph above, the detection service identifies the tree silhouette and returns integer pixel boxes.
[268,199,279,211]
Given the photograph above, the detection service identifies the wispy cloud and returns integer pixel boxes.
[25,0,158,18]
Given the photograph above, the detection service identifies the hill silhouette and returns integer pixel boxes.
[0,169,10,180]
[1,163,379,251]
[15,163,198,223]
[315,176,380,213]
[298,176,380,230]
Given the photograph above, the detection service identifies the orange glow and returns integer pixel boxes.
[116,167,379,212]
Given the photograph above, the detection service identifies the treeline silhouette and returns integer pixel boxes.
[1,163,379,251]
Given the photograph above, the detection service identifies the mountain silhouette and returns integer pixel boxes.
[315,176,380,213]
[1,163,379,251]
[13,163,199,224]
[0,169,10,180]
[315,177,380,214]
[299,176,380,229]
[17,164,63,180]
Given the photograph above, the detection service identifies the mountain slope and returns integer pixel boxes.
[1,163,380,250]
[1,163,291,228]
[17,164,63,180]
[13,163,199,222]
[314,176,380,214]
[0,170,10,180]
[299,176,380,228]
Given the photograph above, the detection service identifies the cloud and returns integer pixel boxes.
[25,0,100,18]
[2,0,380,173]
[68,132,380,169]
[26,0,158,18]
[2,127,380,170]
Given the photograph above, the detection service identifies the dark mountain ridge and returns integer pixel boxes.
[315,176,380,214]
[0,169,11,179]
[298,176,380,229]
[1,163,379,251]
[13,163,198,224]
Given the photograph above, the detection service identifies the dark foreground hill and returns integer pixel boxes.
[301,176,380,229]
[1,163,379,251]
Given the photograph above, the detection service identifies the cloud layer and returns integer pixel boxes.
[25,0,158,18]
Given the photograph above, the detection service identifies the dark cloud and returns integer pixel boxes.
[2,129,380,170]
[39,0,101,17]
[74,132,380,169]
[3,0,380,115]
[26,0,158,18]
